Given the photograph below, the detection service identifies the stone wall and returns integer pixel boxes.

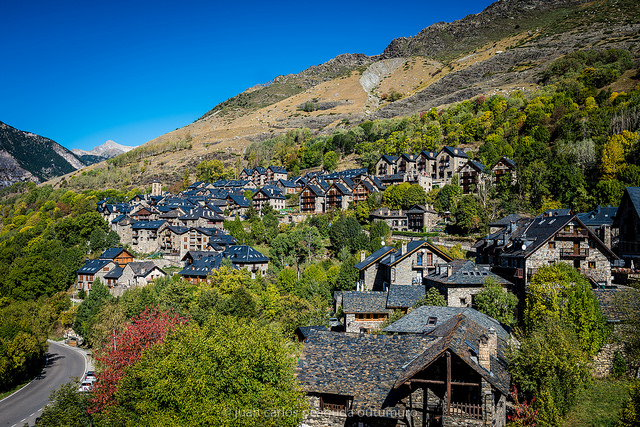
[446,286,483,308]
[593,341,626,377]
[344,313,385,333]
[526,235,612,285]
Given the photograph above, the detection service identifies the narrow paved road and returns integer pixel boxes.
[0,341,87,427]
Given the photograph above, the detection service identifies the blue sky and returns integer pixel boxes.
[0,0,495,151]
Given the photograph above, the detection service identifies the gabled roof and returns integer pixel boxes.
[393,314,510,395]
[296,330,434,411]
[208,234,238,246]
[488,213,526,228]
[127,261,165,277]
[577,205,618,227]
[277,179,298,188]
[425,260,512,287]
[256,185,285,200]
[380,154,399,164]
[77,259,112,274]
[419,150,437,160]
[268,165,288,174]
[440,146,469,158]
[355,246,397,270]
[613,187,640,228]
[178,254,235,277]
[100,248,132,260]
[330,182,353,195]
[342,291,389,314]
[302,184,325,197]
[104,266,124,279]
[341,176,356,190]
[380,240,453,267]
[386,285,425,309]
[399,153,416,162]
[226,194,250,208]
[223,245,269,264]
[492,156,516,169]
[382,305,508,338]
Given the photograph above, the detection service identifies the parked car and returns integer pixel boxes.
[85,371,96,382]
[78,380,93,392]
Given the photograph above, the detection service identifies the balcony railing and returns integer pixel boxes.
[560,248,589,258]
[556,229,588,239]
[412,260,434,269]
[447,402,482,420]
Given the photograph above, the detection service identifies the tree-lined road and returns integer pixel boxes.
[0,341,86,427]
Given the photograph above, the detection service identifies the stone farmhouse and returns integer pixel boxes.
[296,313,510,427]
[475,213,619,287]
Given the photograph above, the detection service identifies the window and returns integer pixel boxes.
[460,297,467,306]
[589,261,596,269]
[319,394,350,412]
[417,253,423,266]
[549,242,556,249]
[427,317,437,326]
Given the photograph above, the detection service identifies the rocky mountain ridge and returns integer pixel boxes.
[0,121,85,187]
[72,140,136,166]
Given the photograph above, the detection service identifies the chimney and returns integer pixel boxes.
[360,250,366,263]
[478,327,497,371]
[401,241,408,255]
[446,263,452,277]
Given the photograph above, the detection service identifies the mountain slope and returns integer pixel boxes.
[50,0,640,190]
[0,121,84,187]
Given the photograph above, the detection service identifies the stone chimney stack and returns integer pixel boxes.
[360,250,366,263]
[401,241,408,255]
[446,263,452,277]
[478,327,497,371]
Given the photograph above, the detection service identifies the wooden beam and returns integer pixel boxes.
[446,351,451,416]
[408,379,481,387]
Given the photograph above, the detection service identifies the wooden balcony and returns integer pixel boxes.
[447,402,482,420]
[560,248,589,258]
[412,260,434,269]
[556,229,588,239]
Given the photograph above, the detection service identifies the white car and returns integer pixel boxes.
[78,380,93,392]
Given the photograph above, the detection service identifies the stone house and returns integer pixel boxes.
[178,208,225,229]
[577,205,618,250]
[252,185,286,215]
[397,153,417,175]
[340,291,391,333]
[267,165,288,182]
[376,154,399,176]
[490,156,517,184]
[222,245,269,279]
[325,182,353,211]
[275,178,299,195]
[416,150,438,179]
[99,247,134,267]
[406,204,440,233]
[612,187,640,268]
[300,184,326,214]
[475,214,619,287]
[158,225,190,257]
[225,194,250,217]
[379,240,454,288]
[178,253,232,284]
[110,215,134,243]
[369,207,408,231]
[386,284,426,312]
[131,220,166,253]
[352,179,376,204]
[457,160,486,195]
[436,146,469,184]
[296,314,510,427]
[76,259,116,293]
[355,246,399,292]
[117,261,166,288]
[423,260,513,308]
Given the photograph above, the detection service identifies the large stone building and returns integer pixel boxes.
[476,214,619,287]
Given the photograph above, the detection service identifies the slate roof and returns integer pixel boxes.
[425,260,512,287]
[132,220,166,230]
[296,330,434,411]
[227,194,250,208]
[577,205,618,227]
[208,234,238,246]
[100,248,130,260]
[268,165,288,174]
[341,176,356,190]
[303,184,325,197]
[355,246,397,270]
[295,325,328,340]
[277,179,297,188]
[331,182,353,195]
[380,154,399,164]
[77,259,112,274]
[371,176,386,190]
[386,285,425,309]
[223,245,269,264]
[441,146,469,158]
[382,305,508,338]
[128,261,164,277]
[178,254,234,277]
[257,185,285,199]
[392,314,510,396]
[380,240,453,267]
[342,291,390,314]
[488,213,526,228]
[628,187,640,216]
[419,150,437,160]
[104,266,124,279]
